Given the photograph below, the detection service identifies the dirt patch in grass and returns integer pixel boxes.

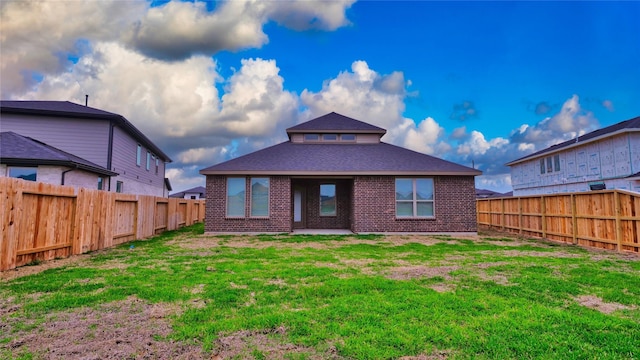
[574,295,637,314]
[387,266,460,280]
[0,256,86,282]
[429,283,456,293]
[213,326,343,359]
[590,252,640,262]
[399,350,450,359]
[0,296,20,317]
[382,235,458,246]
[480,250,582,258]
[2,296,201,360]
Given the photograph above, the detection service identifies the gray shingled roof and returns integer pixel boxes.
[0,100,119,117]
[287,112,386,134]
[0,132,118,176]
[507,115,640,166]
[200,142,481,175]
[0,100,172,162]
[169,186,206,198]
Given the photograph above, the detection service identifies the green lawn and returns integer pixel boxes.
[1,224,639,359]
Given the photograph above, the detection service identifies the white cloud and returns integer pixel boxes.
[218,58,298,138]
[0,0,146,96]
[602,99,614,112]
[267,0,355,31]
[511,94,598,147]
[19,43,299,178]
[402,117,451,155]
[450,126,468,140]
[125,0,354,60]
[1,0,354,95]
[300,60,407,130]
[20,42,222,143]
[166,166,205,193]
[517,143,535,152]
[475,173,512,194]
[177,147,228,165]
[458,131,508,156]
[124,1,268,60]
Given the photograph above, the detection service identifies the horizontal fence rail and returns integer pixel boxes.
[477,190,640,253]
[1,177,205,271]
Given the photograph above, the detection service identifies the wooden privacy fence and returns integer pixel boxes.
[0,177,206,271]
[477,190,640,253]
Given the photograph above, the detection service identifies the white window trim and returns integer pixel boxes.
[395,178,435,219]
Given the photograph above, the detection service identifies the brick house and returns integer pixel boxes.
[200,112,481,233]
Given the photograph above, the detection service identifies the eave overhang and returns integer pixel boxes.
[1,158,119,177]
[200,170,482,176]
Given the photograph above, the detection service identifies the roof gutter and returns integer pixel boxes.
[61,165,78,186]
[1,158,118,176]
[199,170,482,176]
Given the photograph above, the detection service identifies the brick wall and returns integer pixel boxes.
[205,175,477,233]
[205,175,291,232]
[352,175,477,232]
[299,179,351,229]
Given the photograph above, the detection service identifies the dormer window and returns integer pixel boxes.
[341,134,356,141]
[304,134,319,141]
[322,134,337,141]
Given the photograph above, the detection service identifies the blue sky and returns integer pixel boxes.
[1,1,638,193]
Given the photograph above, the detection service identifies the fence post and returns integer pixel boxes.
[518,197,523,235]
[0,178,20,271]
[134,196,140,240]
[501,198,505,231]
[614,191,623,252]
[541,195,547,239]
[571,193,578,245]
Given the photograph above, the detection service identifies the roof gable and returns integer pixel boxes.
[286,112,386,135]
[0,132,117,176]
[507,115,640,166]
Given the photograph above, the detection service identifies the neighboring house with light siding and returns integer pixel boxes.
[170,186,206,199]
[200,112,481,233]
[0,101,172,196]
[507,116,640,196]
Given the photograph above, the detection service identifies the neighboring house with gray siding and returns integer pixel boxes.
[507,115,640,195]
[0,101,172,196]
[0,132,117,190]
[200,112,481,233]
